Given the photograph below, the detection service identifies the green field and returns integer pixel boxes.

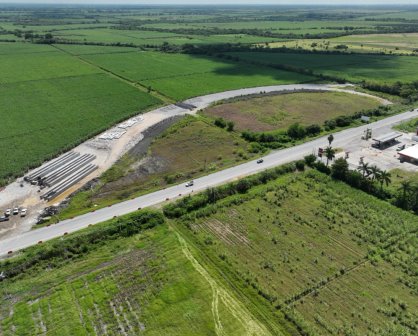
[0,43,161,184]
[202,91,382,132]
[171,170,418,335]
[0,213,265,336]
[3,168,416,335]
[59,45,313,100]
[232,51,418,84]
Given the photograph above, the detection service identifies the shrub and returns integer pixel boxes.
[287,123,306,139]
[305,124,322,136]
[214,117,227,128]
[304,154,317,167]
[295,160,305,171]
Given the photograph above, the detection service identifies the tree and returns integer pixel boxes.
[378,170,392,190]
[357,162,371,178]
[324,146,336,166]
[396,180,412,209]
[331,158,349,180]
[369,165,381,181]
[327,134,334,146]
[226,121,234,132]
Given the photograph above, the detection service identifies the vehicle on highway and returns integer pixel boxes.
[0,216,9,222]
[13,207,19,215]
[257,159,264,164]
[20,209,27,217]
[185,181,194,187]
[4,209,11,217]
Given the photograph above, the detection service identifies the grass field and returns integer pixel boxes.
[53,115,257,221]
[202,91,381,132]
[0,221,261,335]
[59,45,313,100]
[52,28,281,46]
[0,43,161,184]
[172,170,418,335]
[266,33,418,55]
[232,51,418,84]
[394,117,418,133]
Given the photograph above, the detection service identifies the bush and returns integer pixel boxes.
[315,161,331,175]
[305,124,322,136]
[214,118,227,128]
[304,154,317,167]
[331,158,349,180]
[295,160,305,171]
[287,123,306,139]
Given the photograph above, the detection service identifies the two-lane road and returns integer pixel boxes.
[1,108,417,256]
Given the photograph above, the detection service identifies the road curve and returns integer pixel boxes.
[0,99,415,257]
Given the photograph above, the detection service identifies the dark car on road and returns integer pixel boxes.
[257,159,264,164]
[0,216,9,222]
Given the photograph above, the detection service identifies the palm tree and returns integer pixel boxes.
[378,170,392,190]
[325,146,336,166]
[399,180,412,199]
[328,134,334,146]
[369,165,381,181]
[357,162,371,178]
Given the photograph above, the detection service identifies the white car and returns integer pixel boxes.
[4,209,11,217]
[20,209,27,217]
[185,181,194,187]
[13,207,19,215]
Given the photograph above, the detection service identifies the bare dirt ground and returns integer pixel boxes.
[340,132,418,173]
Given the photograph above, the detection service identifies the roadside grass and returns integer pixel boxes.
[231,51,418,84]
[0,223,247,335]
[60,46,314,100]
[48,115,257,223]
[170,170,418,335]
[394,117,418,133]
[201,91,382,132]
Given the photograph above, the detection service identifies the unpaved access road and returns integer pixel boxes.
[1,104,417,256]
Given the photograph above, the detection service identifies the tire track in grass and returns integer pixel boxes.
[175,233,272,336]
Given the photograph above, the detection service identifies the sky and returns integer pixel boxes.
[0,0,416,5]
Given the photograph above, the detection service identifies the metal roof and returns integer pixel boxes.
[372,132,403,143]
[399,146,418,160]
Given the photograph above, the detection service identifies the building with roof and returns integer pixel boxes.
[399,146,418,164]
[372,132,403,149]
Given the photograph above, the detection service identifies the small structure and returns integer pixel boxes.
[399,146,418,164]
[372,132,402,149]
[361,115,370,123]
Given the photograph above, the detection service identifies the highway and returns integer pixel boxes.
[0,107,417,256]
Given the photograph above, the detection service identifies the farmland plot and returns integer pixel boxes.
[0,43,161,184]
[63,46,313,100]
[232,51,418,84]
[0,224,251,335]
[173,170,418,335]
